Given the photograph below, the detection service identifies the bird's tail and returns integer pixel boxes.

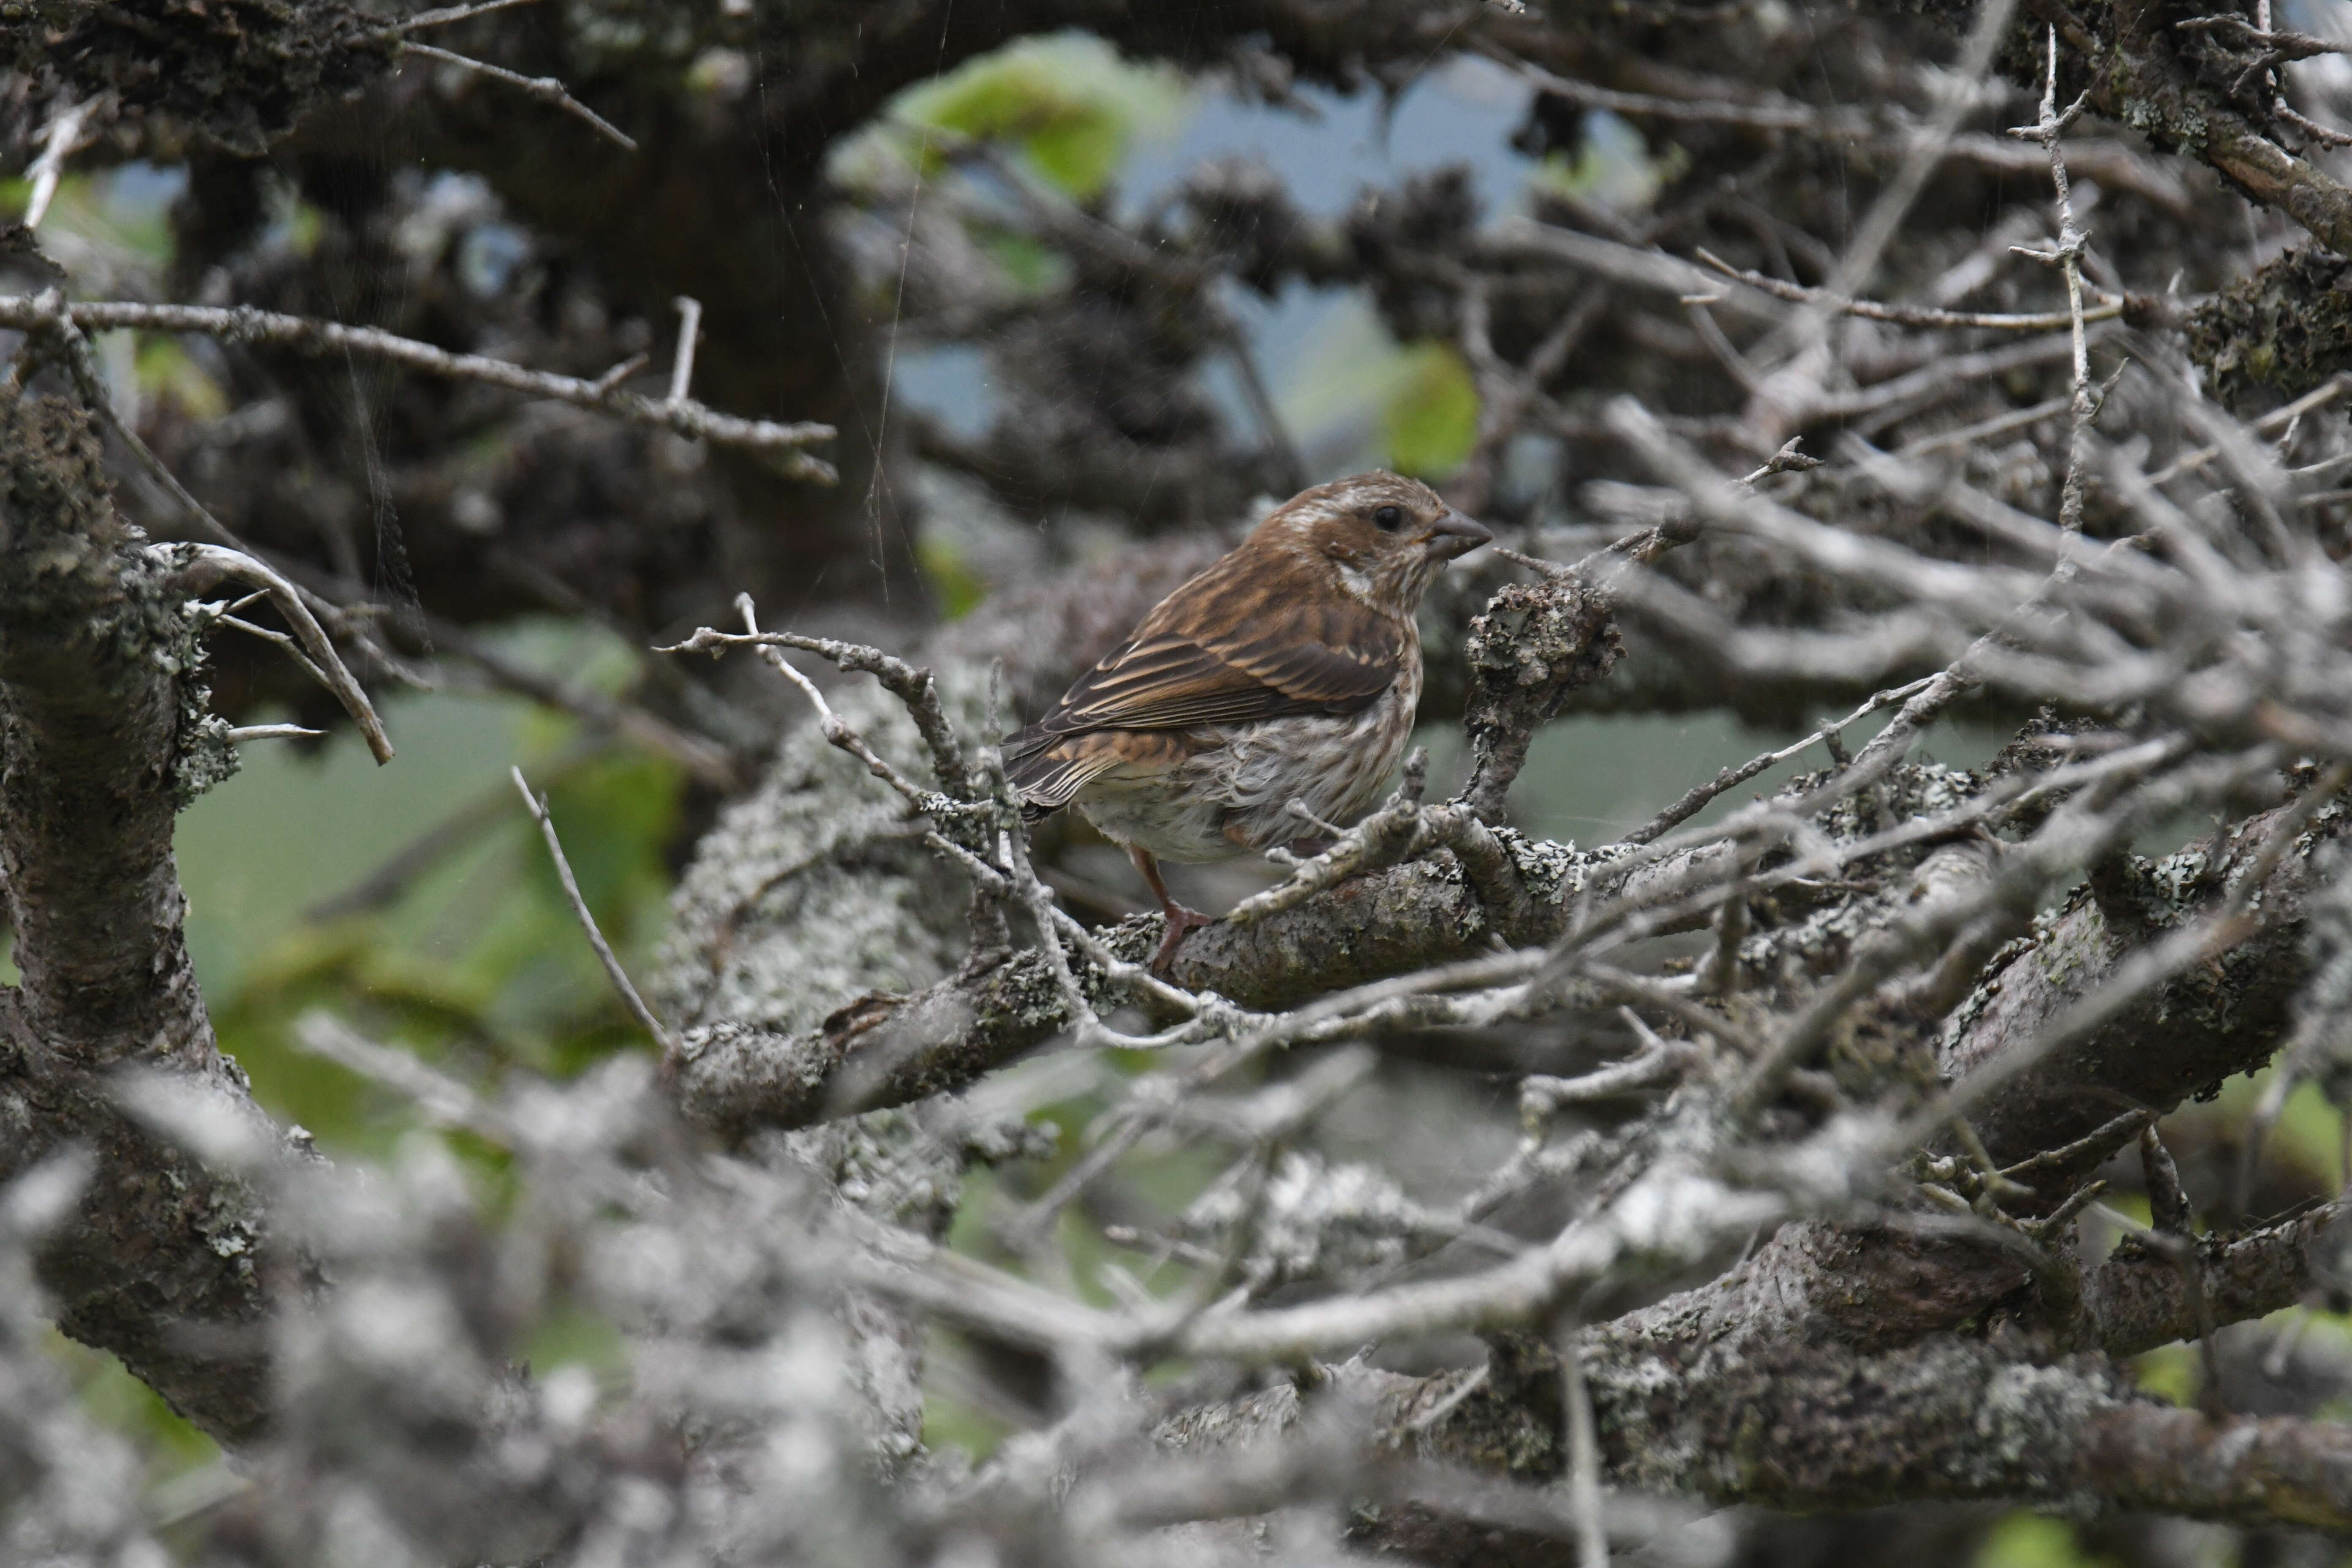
[1000,723,1105,821]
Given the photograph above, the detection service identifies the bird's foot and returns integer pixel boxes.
[1150,902,1215,975]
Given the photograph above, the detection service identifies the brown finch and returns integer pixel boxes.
[1004,471,1492,970]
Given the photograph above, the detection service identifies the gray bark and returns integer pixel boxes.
[0,390,286,1446]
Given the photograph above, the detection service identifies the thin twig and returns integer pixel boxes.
[401,42,639,152]
[1737,436,1822,485]
[593,350,650,393]
[1696,249,2123,331]
[2009,26,2097,585]
[1757,0,2021,364]
[992,824,1165,1054]
[510,766,676,1059]
[1228,754,1430,925]
[22,98,90,232]
[660,614,974,799]
[294,1010,504,1136]
[1521,1039,1700,1113]
[1558,1327,1609,1568]
[2147,374,2352,484]
[1896,394,2072,457]
[707,599,965,817]
[667,296,703,405]
[2276,102,2352,147]
[1620,678,1936,846]
[2000,1108,2154,1186]
[213,614,326,686]
[385,0,544,33]
[1475,42,1871,133]
[223,724,324,743]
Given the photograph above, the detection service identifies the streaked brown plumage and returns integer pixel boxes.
[1005,471,1492,969]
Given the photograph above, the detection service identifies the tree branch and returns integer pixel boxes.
[0,390,284,1445]
[0,296,837,479]
[2038,0,2352,254]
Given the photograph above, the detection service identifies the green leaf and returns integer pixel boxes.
[1381,341,1481,480]
[885,33,1187,199]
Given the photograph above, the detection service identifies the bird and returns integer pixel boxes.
[1003,471,1493,972]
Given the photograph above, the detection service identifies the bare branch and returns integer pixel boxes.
[0,295,835,478]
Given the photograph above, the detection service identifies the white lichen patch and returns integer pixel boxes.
[653,669,998,1034]
[1182,1151,1453,1288]
[1958,1357,2107,1491]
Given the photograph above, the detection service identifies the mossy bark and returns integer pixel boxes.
[0,390,281,1445]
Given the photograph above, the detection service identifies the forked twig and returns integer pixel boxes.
[166,544,395,765]
[660,603,975,800]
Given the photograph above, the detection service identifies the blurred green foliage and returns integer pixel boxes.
[1530,110,1689,216]
[66,624,685,1488]
[133,336,228,421]
[3,167,174,256]
[46,1331,219,1473]
[976,228,1073,297]
[1380,340,1481,479]
[917,532,992,620]
[183,627,680,1160]
[1970,1514,2109,1568]
[1271,302,1485,480]
[838,31,1188,201]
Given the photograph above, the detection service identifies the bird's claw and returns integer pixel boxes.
[1149,903,1214,975]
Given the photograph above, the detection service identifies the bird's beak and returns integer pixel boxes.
[1425,509,1494,561]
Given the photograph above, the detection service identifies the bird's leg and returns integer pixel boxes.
[1128,845,1213,973]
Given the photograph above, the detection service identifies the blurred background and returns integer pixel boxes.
[9,8,2351,1561]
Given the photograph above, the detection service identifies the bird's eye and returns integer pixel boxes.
[1372,505,1403,532]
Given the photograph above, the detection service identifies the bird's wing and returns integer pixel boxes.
[1027,556,1408,737]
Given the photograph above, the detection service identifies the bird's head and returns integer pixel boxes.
[1249,471,1494,611]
